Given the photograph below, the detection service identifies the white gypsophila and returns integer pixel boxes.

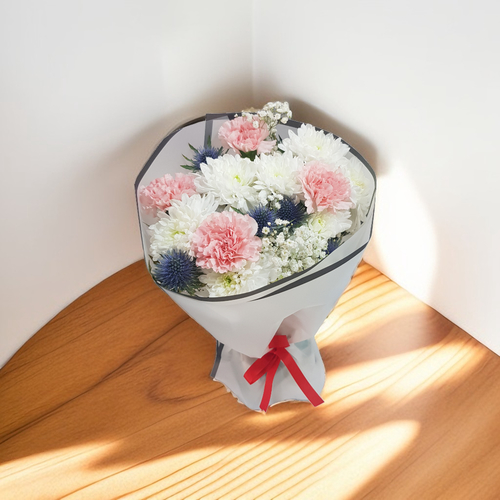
[148,193,219,261]
[340,156,373,231]
[200,258,274,297]
[254,151,304,203]
[307,210,352,240]
[279,123,350,167]
[261,223,330,281]
[255,101,292,141]
[195,154,260,212]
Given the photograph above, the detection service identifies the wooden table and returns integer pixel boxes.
[1,261,500,499]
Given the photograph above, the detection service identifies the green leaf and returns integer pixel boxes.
[240,150,257,161]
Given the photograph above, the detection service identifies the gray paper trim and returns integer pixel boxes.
[210,341,224,379]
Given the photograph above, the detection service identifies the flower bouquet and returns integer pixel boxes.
[135,102,376,412]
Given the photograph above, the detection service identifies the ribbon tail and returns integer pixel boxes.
[279,349,324,407]
[244,352,276,385]
[259,357,280,412]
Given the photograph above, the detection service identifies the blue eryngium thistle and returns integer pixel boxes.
[276,196,307,227]
[248,205,276,236]
[152,250,203,295]
[181,136,224,171]
[326,237,341,255]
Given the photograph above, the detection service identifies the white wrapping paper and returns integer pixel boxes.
[135,115,376,411]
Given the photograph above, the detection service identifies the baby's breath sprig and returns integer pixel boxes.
[238,101,292,145]
[257,101,292,142]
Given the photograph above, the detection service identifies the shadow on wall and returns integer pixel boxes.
[287,98,384,176]
[283,99,443,337]
[283,98,393,278]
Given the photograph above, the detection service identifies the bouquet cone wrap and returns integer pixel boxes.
[135,114,376,412]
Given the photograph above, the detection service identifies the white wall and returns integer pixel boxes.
[3,0,499,368]
[254,0,500,354]
[0,0,253,367]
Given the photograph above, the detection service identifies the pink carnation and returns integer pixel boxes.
[300,161,353,214]
[218,116,276,155]
[139,173,197,214]
[191,211,262,273]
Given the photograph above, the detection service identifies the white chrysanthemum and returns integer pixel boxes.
[148,193,219,261]
[254,151,304,202]
[341,156,373,231]
[341,156,373,208]
[195,154,259,211]
[279,123,350,166]
[200,258,274,297]
[307,210,352,239]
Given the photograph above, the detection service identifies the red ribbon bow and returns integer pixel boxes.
[244,334,324,412]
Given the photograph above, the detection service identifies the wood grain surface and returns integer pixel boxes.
[1,261,500,500]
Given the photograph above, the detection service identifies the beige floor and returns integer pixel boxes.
[1,261,500,499]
